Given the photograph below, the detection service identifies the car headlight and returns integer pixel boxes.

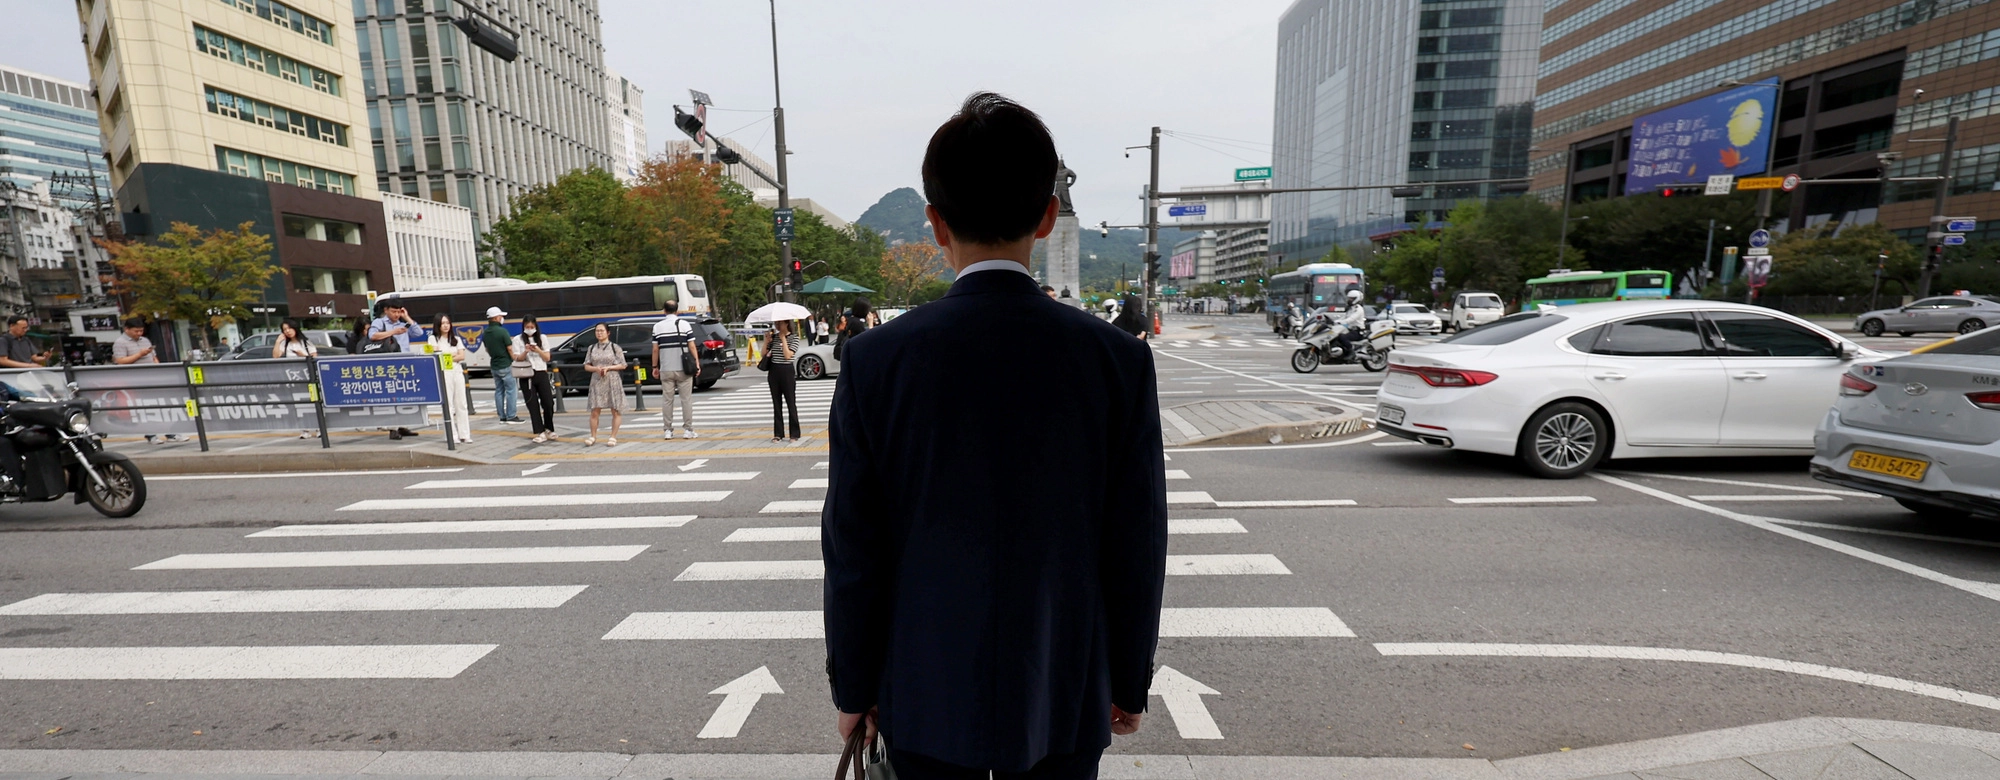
[66,411,89,434]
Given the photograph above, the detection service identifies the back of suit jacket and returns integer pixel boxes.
[822,267,1168,771]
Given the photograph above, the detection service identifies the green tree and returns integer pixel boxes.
[629,156,731,275]
[1766,221,1921,297]
[1366,199,1577,305]
[1568,191,1767,278]
[105,221,276,354]
[704,182,779,322]
[485,168,637,279]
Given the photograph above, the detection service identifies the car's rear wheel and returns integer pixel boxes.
[1895,497,1970,521]
[1960,318,1987,335]
[1860,319,1884,337]
[1518,402,1608,479]
[694,379,717,391]
[797,354,825,381]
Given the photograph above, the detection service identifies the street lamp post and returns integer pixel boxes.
[768,0,797,303]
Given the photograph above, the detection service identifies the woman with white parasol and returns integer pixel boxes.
[747,301,811,442]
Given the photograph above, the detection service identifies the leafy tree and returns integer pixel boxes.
[1567,191,1766,278]
[629,156,731,275]
[704,182,779,322]
[1366,199,1576,305]
[104,221,276,354]
[1766,222,1921,297]
[484,168,637,279]
[879,242,945,306]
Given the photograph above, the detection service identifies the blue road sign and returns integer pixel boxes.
[1947,218,1978,232]
[317,354,444,408]
[1748,229,1772,249]
[1943,234,1968,246]
[1168,204,1208,218]
[1432,266,1446,278]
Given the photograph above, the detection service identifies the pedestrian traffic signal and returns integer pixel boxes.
[1660,187,1678,197]
[790,260,803,273]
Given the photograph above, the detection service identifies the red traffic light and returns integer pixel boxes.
[1661,188,1676,197]
[790,260,803,272]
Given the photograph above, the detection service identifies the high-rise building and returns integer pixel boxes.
[1530,0,1999,246]
[78,0,397,337]
[0,65,111,212]
[1271,0,1541,264]
[354,0,614,234]
[606,67,644,183]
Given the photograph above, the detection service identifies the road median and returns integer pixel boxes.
[1162,399,1367,447]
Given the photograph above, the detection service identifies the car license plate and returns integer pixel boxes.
[1379,404,1406,425]
[1849,450,1928,481]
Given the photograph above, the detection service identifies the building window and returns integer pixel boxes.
[214,0,335,46]
[1440,89,1493,109]
[1438,150,1487,168]
[214,147,357,194]
[289,266,370,294]
[1444,60,1495,79]
[1409,152,1433,171]
[1446,34,1497,53]
[1412,122,1435,140]
[1416,63,1440,81]
[203,86,350,146]
[283,214,364,243]
[1440,119,1490,139]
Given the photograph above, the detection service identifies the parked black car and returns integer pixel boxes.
[549,317,740,394]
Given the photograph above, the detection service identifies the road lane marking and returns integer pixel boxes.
[1448,496,1597,505]
[1373,442,1424,447]
[676,560,821,581]
[724,526,820,543]
[1174,431,1386,453]
[406,473,756,489]
[1686,494,1843,502]
[1170,518,1248,535]
[0,645,498,679]
[604,607,1355,639]
[1765,518,2000,549]
[339,492,730,511]
[1375,643,2000,714]
[760,500,824,514]
[1168,491,1215,505]
[1168,554,1289,575]
[521,464,555,476]
[1591,474,2000,603]
[1165,469,1191,480]
[0,586,588,614]
[812,462,829,469]
[1152,349,1361,409]
[1213,499,1356,508]
[1160,409,1204,439]
[678,459,710,471]
[134,546,650,570]
[149,468,465,481]
[1150,666,1224,740]
[248,516,696,537]
[699,666,784,739]
[1603,471,1877,497]
[789,478,828,489]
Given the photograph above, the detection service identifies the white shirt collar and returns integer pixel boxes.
[957,259,1033,278]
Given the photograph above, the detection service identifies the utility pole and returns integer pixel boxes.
[769,0,797,303]
[1143,126,1161,327]
[1917,115,1959,298]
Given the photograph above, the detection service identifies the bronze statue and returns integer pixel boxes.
[1054,158,1077,216]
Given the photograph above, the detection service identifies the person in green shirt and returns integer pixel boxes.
[482,307,522,424]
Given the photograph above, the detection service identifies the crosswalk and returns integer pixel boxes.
[629,380,838,431]
[0,459,1359,741]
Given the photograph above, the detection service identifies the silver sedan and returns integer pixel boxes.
[1853,295,2000,337]
[1812,326,2000,519]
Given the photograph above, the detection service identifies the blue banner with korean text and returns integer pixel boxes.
[1625,78,1778,196]
[317,354,443,408]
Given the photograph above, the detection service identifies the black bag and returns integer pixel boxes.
[757,343,773,372]
[364,335,401,354]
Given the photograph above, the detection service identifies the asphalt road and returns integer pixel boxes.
[2,314,1998,762]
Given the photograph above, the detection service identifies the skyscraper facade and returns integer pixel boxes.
[606,67,644,183]
[353,0,614,233]
[0,65,110,212]
[1270,0,1541,265]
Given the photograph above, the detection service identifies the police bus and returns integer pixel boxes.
[375,274,711,371]
[1264,263,1366,333]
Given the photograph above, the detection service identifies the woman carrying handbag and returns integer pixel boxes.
[427,314,473,444]
[582,323,628,446]
[512,315,558,444]
[271,319,320,440]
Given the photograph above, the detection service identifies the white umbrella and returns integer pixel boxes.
[745,301,813,324]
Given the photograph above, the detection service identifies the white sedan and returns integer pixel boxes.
[795,342,841,381]
[1375,300,1879,478]
[1387,303,1443,335]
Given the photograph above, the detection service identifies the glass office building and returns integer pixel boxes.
[1531,0,2000,244]
[0,65,109,212]
[1270,0,1542,265]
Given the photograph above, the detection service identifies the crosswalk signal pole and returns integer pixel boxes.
[1143,126,1161,331]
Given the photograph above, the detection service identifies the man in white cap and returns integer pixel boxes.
[482,306,523,424]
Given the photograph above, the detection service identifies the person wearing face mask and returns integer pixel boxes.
[512,315,557,443]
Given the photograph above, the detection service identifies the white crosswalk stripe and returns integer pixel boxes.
[668,554,1292,582]
[601,607,1352,640]
[0,645,498,679]
[134,546,651,570]
[0,586,588,614]
[249,515,696,537]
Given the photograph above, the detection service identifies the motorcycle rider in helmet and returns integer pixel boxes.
[1331,289,1367,359]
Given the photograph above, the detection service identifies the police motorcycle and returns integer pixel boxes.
[0,370,145,517]
[1290,300,1396,374]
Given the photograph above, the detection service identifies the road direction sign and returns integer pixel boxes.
[1748,229,1772,248]
[1948,218,1978,232]
[698,666,783,739]
[1168,203,1209,218]
[1149,666,1223,740]
[1737,177,1784,190]
[1944,234,1969,246]
[773,208,795,242]
[1432,266,1446,278]
[1781,173,1801,192]
[1234,167,1272,181]
[1746,247,1770,256]
[1705,175,1735,196]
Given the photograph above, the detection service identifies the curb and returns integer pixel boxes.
[123,448,490,475]
[1172,404,1368,447]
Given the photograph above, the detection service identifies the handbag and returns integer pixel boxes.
[681,346,700,375]
[835,729,895,780]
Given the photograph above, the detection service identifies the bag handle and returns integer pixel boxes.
[834,727,867,780]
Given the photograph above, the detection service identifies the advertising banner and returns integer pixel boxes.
[317,354,445,407]
[35,361,427,436]
[1626,79,1777,196]
[1170,250,1197,279]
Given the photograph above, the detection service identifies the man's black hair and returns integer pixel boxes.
[852,299,872,316]
[6,316,26,327]
[123,318,145,330]
[922,92,1058,245]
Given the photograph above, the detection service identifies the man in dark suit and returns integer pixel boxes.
[822,92,1169,779]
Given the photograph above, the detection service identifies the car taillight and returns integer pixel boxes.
[702,340,726,350]
[1390,364,1498,387]
[1839,374,1878,397]
[1967,391,2000,411]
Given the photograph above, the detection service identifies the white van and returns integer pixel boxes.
[1448,291,1505,331]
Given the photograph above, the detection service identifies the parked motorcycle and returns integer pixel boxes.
[0,371,145,517]
[1291,313,1396,373]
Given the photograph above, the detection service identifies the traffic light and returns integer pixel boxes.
[1660,187,1678,197]
[791,259,803,274]
[673,107,704,140]
[714,144,742,165]
[450,16,519,62]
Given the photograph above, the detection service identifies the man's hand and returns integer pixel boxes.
[1111,705,1142,735]
[837,707,877,742]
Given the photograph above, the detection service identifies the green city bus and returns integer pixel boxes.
[1524,270,1673,307]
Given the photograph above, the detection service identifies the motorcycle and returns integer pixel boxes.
[0,371,145,517]
[1291,312,1396,373]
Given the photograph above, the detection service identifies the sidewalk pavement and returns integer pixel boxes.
[2,718,1994,778]
[1161,399,1364,446]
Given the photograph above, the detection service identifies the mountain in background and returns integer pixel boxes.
[854,187,931,245]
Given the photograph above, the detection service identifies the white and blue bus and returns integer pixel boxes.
[1265,262,1366,332]
[376,274,711,370]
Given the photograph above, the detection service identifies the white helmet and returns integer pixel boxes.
[1346,290,1363,302]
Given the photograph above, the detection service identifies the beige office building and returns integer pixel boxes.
[78,0,377,199]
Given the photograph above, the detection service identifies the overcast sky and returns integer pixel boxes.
[2,0,1294,227]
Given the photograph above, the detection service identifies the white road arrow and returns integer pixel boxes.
[521,464,554,476]
[678,458,710,472]
[1149,665,1222,740]
[698,665,783,739]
